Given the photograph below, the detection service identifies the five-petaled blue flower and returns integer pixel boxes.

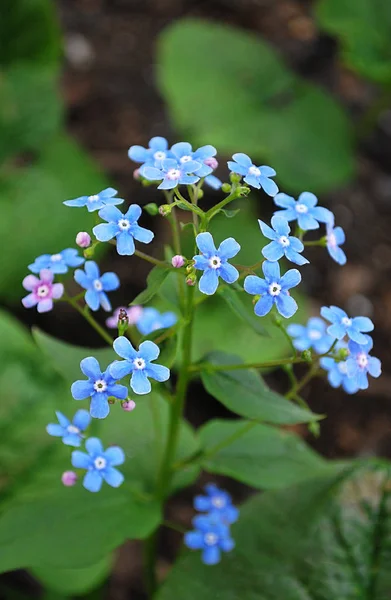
[136,307,177,336]
[274,192,333,230]
[320,347,359,395]
[258,216,309,266]
[141,158,202,190]
[29,248,84,274]
[194,484,239,526]
[71,357,128,419]
[193,232,240,296]
[346,337,381,390]
[128,136,172,167]
[74,261,120,312]
[287,317,333,354]
[227,153,278,196]
[72,437,125,493]
[93,205,154,256]
[110,337,170,395]
[326,222,347,266]
[244,261,301,319]
[320,306,374,344]
[63,188,124,212]
[46,409,91,446]
[170,142,217,178]
[184,514,235,565]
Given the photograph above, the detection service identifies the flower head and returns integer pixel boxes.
[128,136,172,167]
[110,337,170,395]
[184,514,235,565]
[28,248,84,274]
[93,205,154,256]
[287,317,333,354]
[346,337,381,390]
[227,153,278,196]
[171,255,185,268]
[106,306,143,329]
[326,223,347,266]
[136,307,177,336]
[259,216,309,266]
[274,192,333,230]
[244,261,301,318]
[320,306,374,344]
[62,471,78,486]
[22,269,64,313]
[170,142,217,177]
[140,158,202,190]
[193,232,240,295]
[76,232,91,248]
[63,188,124,213]
[71,437,125,493]
[46,410,91,447]
[71,357,128,419]
[74,261,120,312]
[194,484,239,525]
[320,348,359,394]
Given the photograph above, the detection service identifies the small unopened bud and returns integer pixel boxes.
[159,204,172,217]
[62,471,78,487]
[122,399,136,412]
[186,274,197,286]
[252,294,261,305]
[221,183,231,193]
[76,231,91,248]
[186,263,195,274]
[197,188,204,200]
[230,172,242,184]
[337,347,349,360]
[302,349,312,363]
[108,398,116,405]
[133,168,141,180]
[144,202,159,216]
[118,307,129,335]
[238,186,250,197]
[204,157,218,170]
[172,255,185,268]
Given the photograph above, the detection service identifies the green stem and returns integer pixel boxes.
[303,239,326,247]
[206,188,241,220]
[285,364,320,400]
[134,249,170,268]
[174,189,204,218]
[190,356,305,373]
[66,296,113,346]
[143,535,158,597]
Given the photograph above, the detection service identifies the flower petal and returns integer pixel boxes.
[275,294,298,318]
[83,470,103,492]
[262,240,284,262]
[98,205,124,223]
[131,370,151,395]
[84,261,100,280]
[113,336,137,360]
[107,382,128,400]
[73,409,91,431]
[102,467,124,488]
[125,204,142,222]
[262,260,280,282]
[184,531,204,550]
[90,393,110,419]
[109,360,132,380]
[146,363,170,382]
[202,546,221,565]
[199,269,219,295]
[139,340,160,361]
[217,237,241,260]
[71,380,93,400]
[274,193,295,209]
[72,450,91,469]
[271,215,290,236]
[351,316,374,333]
[37,298,53,313]
[218,263,239,284]
[243,275,268,295]
[93,222,119,242]
[101,272,120,291]
[298,192,318,208]
[116,231,135,256]
[85,437,104,456]
[297,213,319,231]
[142,166,163,181]
[196,232,216,256]
[46,423,65,437]
[131,225,154,244]
[128,145,149,162]
[22,293,38,308]
[104,446,125,466]
[22,275,39,291]
[80,356,102,379]
[254,295,274,316]
[280,269,301,290]
[232,153,251,167]
[260,177,278,197]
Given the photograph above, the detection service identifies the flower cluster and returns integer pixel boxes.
[184,484,238,565]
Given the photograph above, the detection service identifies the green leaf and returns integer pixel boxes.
[218,287,268,337]
[220,208,240,218]
[130,265,172,306]
[199,419,328,489]
[316,0,391,83]
[158,19,354,193]
[200,351,320,425]
[31,556,112,595]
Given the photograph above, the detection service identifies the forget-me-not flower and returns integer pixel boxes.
[274,192,333,230]
[227,153,278,196]
[193,232,240,295]
[29,248,84,274]
[258,216,309,266]
[110,337,170,395]
[71,357,128,419]
[287,317,333,354]
[170,142,217,177]
[74,261,120,312]
[93,205,154,256]
[128,136,172,167]
[320,306,374,344]
[194,484,239,525]
[326,222,347,266]
[46,410,90,447]
[184,514,235,565]
[244,261,301,319]
[22,269,64,313]
[141,158,202,190]
[320,351,359,395]
[346,337,381,390]
[64,188,124,212]
[72,437,125,493]
[136,307,177,336]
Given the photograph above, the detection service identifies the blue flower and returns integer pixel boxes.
[320,306,374,344]
[205,174,222,190]
[227,153,278,196]
[194,484,239,525]
[244,261,301,318]
[320,350,359,395]
[184,514,235,565]
[71,437,125,493]
[74,261,120,312]
[63,188,124,213]
[110,337,170,395]
[258,216,309,266]
[71,357,128,419]
[346,337,381,390]
[29,248,85,274]
[287,317,333,354]
[136,307,177,336]
[170,142,217,178]
[274,192,333,230]
[93,205,154,256]
[141,158,202,190]
[326,222,347,266]
[128,137,172,167]
[46,409,91,446]
[193,232,240,295]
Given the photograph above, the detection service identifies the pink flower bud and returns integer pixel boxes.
[122,399,136,412]
[133,168,141,180]
[62,471,78,487]
[76,231,91,248]
[204,157,218,170]
[186,276,196,287]
[171,255,185,268]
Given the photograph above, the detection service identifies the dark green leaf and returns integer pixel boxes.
[31,556,112,595]
[218,287,268,336]
[130,266,172,305]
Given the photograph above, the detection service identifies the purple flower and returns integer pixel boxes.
[227,153,278,196]
[93,205,154,256]
[22,269,64,313]
[106,306,143,329]
[46,410,91,447]
[71,437,125,493]
[320,306,374,344]
[244,261,301,319]
[128,136,172,167]
[171,255,185,268]
[74,261,120,312]
[140,158,202,190]
[258,215,309,266]
[273,192,333,230]
[326,223,346,266]
[194,484,239,525]
[63,188,124,213]
[28,248,84,274]
[184,514,235,565]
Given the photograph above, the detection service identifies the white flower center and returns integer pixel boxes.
[341,317,352,327]
[93,279,103,291]
[328,232,337,248]
[268,282,281,296]
[37,284,50,298]
[51,253,62,262]
[94,456,107,470]
[204,532,218,546]
[209,256,221,270]
[118,218,130,231]
[248,165,260,177]
[308,329,322,341]
[133,357,146,370]
[94,379,107,393]
[296,203,308,214]
[212,496,226,509]
[166,168,181,181]
[278,236,290,247]
[357,352,368,369]
[67,425,80,435]
[180,155,192,164]
[153,150,166,161]
[338,361,348,375]
[88,194,100,203]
